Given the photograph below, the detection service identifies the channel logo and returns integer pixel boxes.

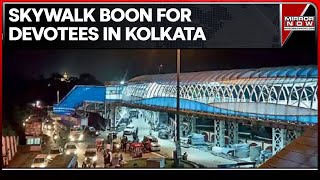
[284,16,315,31]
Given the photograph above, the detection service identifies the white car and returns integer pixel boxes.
[47,146,63,161]
[31,154,48,168]
[64,143,78,155]
[123,124,136,135]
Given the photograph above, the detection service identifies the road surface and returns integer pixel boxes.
[129,116,238,167]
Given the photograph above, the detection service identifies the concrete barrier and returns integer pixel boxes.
[2,136,19,167]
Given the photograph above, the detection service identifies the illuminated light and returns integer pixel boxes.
[120,81,125,85]
[66,151,70,155]
[36,100,41,108]
[79,134,84,140]
[40,163,46,168]
[93,156,97,161]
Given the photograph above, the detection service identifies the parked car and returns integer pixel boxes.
[31,154,48,168]
[64,142,78,155]
[123,124,136,135]
[142,135,161,151]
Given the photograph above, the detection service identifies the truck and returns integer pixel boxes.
[46,154,78,168]
[24,115,43,148]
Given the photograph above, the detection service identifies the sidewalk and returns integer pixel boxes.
[7,146,38,168]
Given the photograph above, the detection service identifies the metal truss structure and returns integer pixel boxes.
[123,66,317,124]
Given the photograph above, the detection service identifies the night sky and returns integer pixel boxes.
[3,31,317,82]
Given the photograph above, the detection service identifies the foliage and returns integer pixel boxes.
[2,125,16,136]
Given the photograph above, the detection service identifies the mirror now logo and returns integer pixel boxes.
[284,16,315,31]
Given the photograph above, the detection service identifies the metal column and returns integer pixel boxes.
[214,120,225,147]
[175,49,182,167]
[272,128,287,155]
[286,129,302,145]
[109,105,116,131]
[227,121,239,145]
[191,116,197,133]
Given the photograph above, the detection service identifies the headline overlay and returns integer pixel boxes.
[8,8,207,42]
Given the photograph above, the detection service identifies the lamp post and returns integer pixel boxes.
[175,49,182,167]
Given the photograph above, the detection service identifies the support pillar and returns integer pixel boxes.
[179,116,184,137]
[109,105,116,131]
[191,116,197,133]
[214,120,225,147]
[227,121,239,145]
[104,103,107,119]
[272,128,287,155]
[83,102,87,117]
[286,130,302,145]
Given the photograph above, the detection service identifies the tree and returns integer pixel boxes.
[50,72,63,81]
[79,73,102,85]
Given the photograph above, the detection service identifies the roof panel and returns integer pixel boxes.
[260,126,318,168]
[128,66,317,85]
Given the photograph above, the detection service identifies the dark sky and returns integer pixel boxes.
[3,49,316,83]
[3,31,317,82]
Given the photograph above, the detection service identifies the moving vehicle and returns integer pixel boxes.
[156,124,168,131]
[123,124,136,135]
[43,120,54,130]
[69,126,84,141]
[112,139,121,153]
[47,146,63,161]
[83,145,98,168]
[142,135,161,152]
[47,154,78,168]
[64,142,78,155]
[25,116,43,146]
[85,126,100,137]
[158,129,169,139]
[31,154,48,168]
[130,142,143,158]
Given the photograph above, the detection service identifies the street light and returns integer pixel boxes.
[120,80,125,85]
[175,49,182,167]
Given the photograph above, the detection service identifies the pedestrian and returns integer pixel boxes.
[136,127,139,136]
[132,132,136,141]
[104,155,108,168]
[123,141,127,152]
[119,154,123,163]
[149,129,152,136]
[126,142,130,153]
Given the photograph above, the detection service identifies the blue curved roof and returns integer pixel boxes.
[53,86,105,113]
[129,65,317,84]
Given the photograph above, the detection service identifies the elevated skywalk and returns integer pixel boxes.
[53,85,105,115]
[53,87,317,124]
